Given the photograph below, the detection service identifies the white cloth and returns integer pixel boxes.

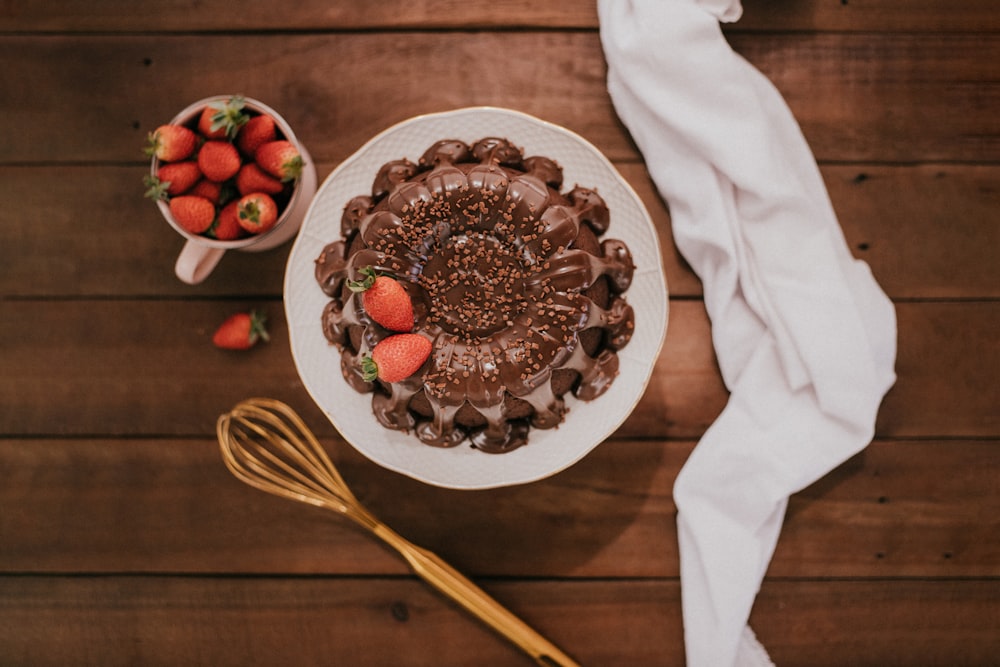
[598,1,898,665]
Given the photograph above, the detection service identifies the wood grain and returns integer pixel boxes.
[1,32,997,165]
[1,300,996,439]
[0,576,995,667]
[1,438,996,580]
[3,0,997,33]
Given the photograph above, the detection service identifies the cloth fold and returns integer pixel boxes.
[598,1,898,665]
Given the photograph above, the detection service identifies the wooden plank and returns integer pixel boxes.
[729,32,1000,164]
[0,0,600,31]
[0,300,995,439]
[0,576,996,666]
[824,164,1000,299]
[751,578,1000,667]
[0,436,675,577]
[774,439,1000,578]
[3,0,997,33]
[737,0,1000,33]
[0,576,668,667]
[2,163,997,300]
[878,302,1000,438]
[2,437,996,579]
[0,33,997,165]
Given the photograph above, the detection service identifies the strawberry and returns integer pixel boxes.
[236,162,284,196]
[361,334,431,383]
[210,200,244,240]
[144,124,197,162]
[255,140,303,182]
[143,161,202,199]
[168,195,216,234]
[347,267,414,332]
[197,140,242,182]
[197,96,249,140]
[212,310,270,350]
[189,178,222,204]
[236,114,277,157]
[236,192,279,234]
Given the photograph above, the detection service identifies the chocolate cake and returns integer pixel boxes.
[314,137,635,453]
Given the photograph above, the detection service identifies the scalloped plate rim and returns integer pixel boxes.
[283,106,668,490]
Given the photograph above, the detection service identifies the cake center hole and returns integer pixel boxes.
[423,232,525,338]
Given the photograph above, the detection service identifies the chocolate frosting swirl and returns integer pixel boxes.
[315,137,635,453]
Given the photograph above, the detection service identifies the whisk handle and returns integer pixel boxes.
[372,523,580,667]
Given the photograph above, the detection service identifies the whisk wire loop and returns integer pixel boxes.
[216,397,580,667]
[235,412,333,491]
[228,425,328,503]
[218,400,354,515]
[237,399,345,484]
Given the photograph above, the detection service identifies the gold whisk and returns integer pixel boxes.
[217,397,580,667]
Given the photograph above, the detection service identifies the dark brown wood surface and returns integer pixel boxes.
[1,2,997,665]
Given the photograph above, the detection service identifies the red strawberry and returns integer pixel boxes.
[347,267,414,332]
[236,192,279,234]
[144,124,197,161]
[236,114,277,157]
[197,140,241,182]
[236,162,284,196]
[168,195,216,234]
[197,96,249,140]
[362,334,431,383]
[211,200,244,240]
[255,140,303,182]
[189,178,222,204]
[212,310,270,350]
[144,161,202,199]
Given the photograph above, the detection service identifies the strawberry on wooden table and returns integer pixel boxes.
[168,195,216,234]
[212,310,270,350]
[236,192,278,234]
[197,140,242,182]
[362,334,431,383]
[347,266,415,332]
[144,124,197,162]
[255,140,303,182]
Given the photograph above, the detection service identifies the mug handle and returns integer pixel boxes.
[175,240,226,285]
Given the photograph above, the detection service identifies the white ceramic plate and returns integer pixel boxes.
[284,107,668,489]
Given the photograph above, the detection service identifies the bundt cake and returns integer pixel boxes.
[314,137,635,453]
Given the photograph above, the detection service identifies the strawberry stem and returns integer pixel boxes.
[143,174,169,201]
[239,200,262,224]
[209,96,250,139]
[249,310,270,345]
[346,266,378,293]
[360,355,379,382]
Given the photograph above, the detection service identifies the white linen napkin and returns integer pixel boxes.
[598,1,898,665]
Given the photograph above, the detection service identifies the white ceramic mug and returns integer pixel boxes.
[150,96,318,285]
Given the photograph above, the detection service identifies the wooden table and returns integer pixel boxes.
[2,2,998,665]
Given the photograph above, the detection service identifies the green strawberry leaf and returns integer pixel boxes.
[346,266,378,293]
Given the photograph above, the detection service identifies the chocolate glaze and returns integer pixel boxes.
[314,137,635,453]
